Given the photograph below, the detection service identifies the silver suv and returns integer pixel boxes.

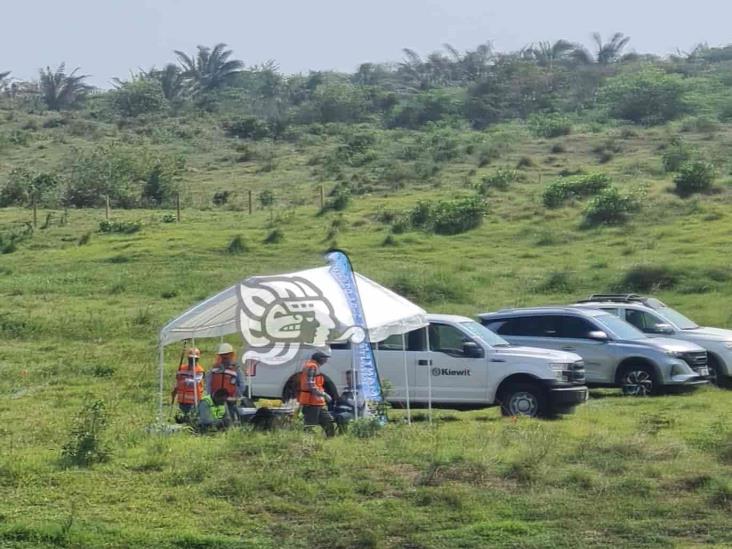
[479,307,709,395]
[575,294,732,387]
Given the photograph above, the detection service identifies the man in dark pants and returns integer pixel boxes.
[298,351,336,437]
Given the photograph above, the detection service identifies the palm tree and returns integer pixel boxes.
[174,43,243,93]
[573,33,631,65]
[38,64,91,110]
[526,40,577,69]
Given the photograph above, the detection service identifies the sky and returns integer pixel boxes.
[2,0,731,87]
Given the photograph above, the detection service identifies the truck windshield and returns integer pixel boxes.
[460,321,510,347]
[594,314,646,341]
[656,306,699,330]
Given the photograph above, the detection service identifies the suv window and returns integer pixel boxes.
[429,323,469,356]
[626,309,666,333]
[558,315,598,339]
[490,315,560,337]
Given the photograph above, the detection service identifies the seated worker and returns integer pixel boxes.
[170,348,204,423]
[198,389,232,432]
[206,343,247,422]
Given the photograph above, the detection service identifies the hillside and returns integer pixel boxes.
[2,40,732,547]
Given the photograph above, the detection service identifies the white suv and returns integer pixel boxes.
[248,314,588,418]
[575,294,732,386]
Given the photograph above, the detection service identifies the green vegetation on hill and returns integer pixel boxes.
[2,35,732,547]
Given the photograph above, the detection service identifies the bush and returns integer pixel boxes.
[109,79,165,117]
[582,186,642,227]
[542,173,611,208]
[661,138,693,172]
[535,271,576,293]
[320,188,351,215]
[478,167,520,192]
[227,235,248,254]
[264,228,284,244]
[99,220,142,234]
[599,68,688,125]
[61,400,110,468]
[408,195,487,235]
[212,191,231,206]
[223,116,271,140]
[674,160,715,197]
[389,271,471,304]
[0,169,61,207]
[617,265,678,292]
[528,113,572,138]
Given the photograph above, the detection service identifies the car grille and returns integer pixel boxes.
[681,351,708,373]
[568,361,586,384]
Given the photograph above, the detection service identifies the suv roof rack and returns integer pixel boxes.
[577,294,648,304]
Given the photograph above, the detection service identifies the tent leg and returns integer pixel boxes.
[158,343,164,423]
[402,334,411,425]
[425,328,432,426]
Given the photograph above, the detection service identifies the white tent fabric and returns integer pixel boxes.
[159,266,427,347]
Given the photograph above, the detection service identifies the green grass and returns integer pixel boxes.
[2,112,732,546]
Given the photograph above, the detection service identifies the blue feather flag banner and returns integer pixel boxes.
[326,250,383,404]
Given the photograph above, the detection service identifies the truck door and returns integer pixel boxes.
[372,332,418,403]
[415,322,488,404]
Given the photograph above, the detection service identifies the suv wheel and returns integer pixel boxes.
[500,382,548,418]
[619,365,657,396]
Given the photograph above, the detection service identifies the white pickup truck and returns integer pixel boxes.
[247,314,588,418]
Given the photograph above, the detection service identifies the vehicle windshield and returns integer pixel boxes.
[655,306,699,330]
[594,314,646,341]
[460,321,510,347]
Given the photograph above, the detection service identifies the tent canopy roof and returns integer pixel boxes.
[159,266,427,347]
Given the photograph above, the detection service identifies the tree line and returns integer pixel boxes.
[2,34,732,129]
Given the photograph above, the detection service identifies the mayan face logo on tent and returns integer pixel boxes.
[237,276,365,364]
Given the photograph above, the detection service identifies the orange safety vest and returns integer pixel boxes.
[298,360,326,407]
[175,363,204,405]
[209,366,239,399]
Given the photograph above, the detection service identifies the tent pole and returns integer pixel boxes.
[158,342,164,423]
[402,334,411,425]
[425,327,432,426]
[352,345,358,421]
[191,338,198,411]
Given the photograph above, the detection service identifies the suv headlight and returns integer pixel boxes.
[723,342,732,350]
[665,350,683,358]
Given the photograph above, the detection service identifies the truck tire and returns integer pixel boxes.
[499,382,548,418]
[618,364,658,396]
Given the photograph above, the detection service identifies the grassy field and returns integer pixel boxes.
[2,112,732,547]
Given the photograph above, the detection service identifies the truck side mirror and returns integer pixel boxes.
[588,330,609,342]
[463,341,484,358]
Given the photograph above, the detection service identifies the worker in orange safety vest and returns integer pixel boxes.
[171,347,205,422]
[298,351,336,437]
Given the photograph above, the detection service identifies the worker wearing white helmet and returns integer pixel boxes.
[205,342,246,402]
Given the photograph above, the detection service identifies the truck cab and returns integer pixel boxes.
[249,313,588,418]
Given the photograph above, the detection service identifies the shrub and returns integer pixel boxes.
[264,228,284,244]
[320,188,351,215]
[389,271,471,304]
[212,191,231,206]
[674,161,715,197]
[528,113,572,138]
[98,220,142,234]
[109,79,165,117]
[0,223,33,254]
[408,195,487,235]
[227,235,248,254]
[661,138,693,172]
[77,232,91,246]
[223,116,271,140]
[617,265,678,292]
[348,417,383,439]
[542,173,611,208]
[161,214,176,223]
[0,169,61,207]
[582,186,642,227]
[535,271,576,293]
[478,168,520,192]
[61,400,110,468]
[599,68,688,125]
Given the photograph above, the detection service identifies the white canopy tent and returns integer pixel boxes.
[158,266,428,421]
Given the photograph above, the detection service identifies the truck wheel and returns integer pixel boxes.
[708,355,722,387]
[499,383,548,418]
[619,365,657,396]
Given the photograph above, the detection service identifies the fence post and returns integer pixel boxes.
[105,195,110,220]
[248,190,253,215]
[176,193,181,222]
[319,185,325,210]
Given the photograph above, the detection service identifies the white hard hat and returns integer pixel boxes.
[217,343,234,355]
